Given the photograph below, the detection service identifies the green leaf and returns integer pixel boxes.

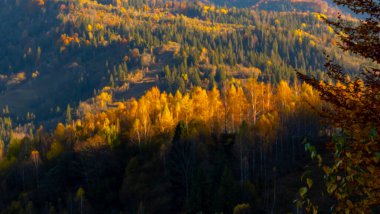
[76,187,85,199]
[310,145,316,153]
[311,151,316,159]
[304,143,311,152]
[301,169,312,181]
[299,187,308,197]
[317,154,323,166]
[307,178,313,188]
[327,183,337,194]
[296,200,303,208]
[323,166,331,175]
[369,128,378,139]
[374,152,380,163]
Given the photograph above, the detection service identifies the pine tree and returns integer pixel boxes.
[168,121,196,209]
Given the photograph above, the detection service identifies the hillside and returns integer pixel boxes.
[0,0,366,126]
[211,0,353,15]
[0,0,378,213]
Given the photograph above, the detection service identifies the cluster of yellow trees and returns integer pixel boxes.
[60,78,320,151]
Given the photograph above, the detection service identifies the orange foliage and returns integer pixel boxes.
[59,79,320,148]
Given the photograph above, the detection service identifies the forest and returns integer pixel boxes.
[0,0,379,213]
[0,0,367,122]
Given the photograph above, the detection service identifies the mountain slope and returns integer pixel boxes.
[0,0,366,126]
[211,0,357,17]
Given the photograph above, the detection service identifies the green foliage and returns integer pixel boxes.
[0,0,367,123]
[214,167,239,213]
[233,203,251,214]
[6,137,21,159]
[0,0,373,213]
[0,80,324,213]
[46,141,64,160]
[168,121,196,207]
[0,156,17,171]
[297,0,380,212]
[76,187,85,200]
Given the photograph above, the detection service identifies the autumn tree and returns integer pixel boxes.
[30,150,41,186]
[207,87,223,133]
[46,141,64,160]
[136,97,152,142]
[191,87,209,122]
[225,84,247,133]
[297,0,380,212]
[276,81,294,114]
[131,118,143,146]
[243,78,265,125]
[156,104,174,133]
[0,139,4,161]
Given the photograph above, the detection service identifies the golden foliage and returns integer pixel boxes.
[62,79,320,148]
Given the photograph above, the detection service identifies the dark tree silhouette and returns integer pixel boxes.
[297,0,380,212]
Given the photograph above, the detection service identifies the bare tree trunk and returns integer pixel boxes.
[80,197,83,214]
[240,138,243,187]
[272,139,278,213]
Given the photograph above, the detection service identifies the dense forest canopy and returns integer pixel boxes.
[0,0,367,124]
[0,0,378,213]
[0,79,324,213]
